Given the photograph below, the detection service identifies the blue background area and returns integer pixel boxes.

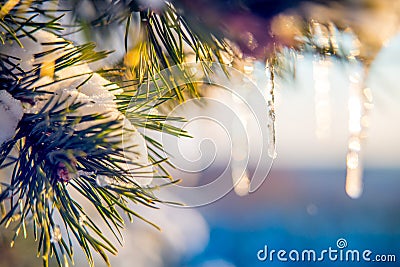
[180,169,400,267]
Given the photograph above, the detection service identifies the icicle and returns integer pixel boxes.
[345,67,372,199]
[346,156,363,199]
[267,60,277,159]
[231,57,277,196]
[313,58,332,139]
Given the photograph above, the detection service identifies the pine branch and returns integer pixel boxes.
[0,1,235,267]
[0,0,64,45]
[0,93,169,266]
[66,0,233,101]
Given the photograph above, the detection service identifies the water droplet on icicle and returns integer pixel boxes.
[234,170,251,197]
[346,159,363,199]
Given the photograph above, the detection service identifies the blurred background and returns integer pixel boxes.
[152,32,400,267]
[1,0,400,266]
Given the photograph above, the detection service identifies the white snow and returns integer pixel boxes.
[1,30,153,185]
[0,90,24,144]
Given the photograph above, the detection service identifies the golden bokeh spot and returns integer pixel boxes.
[271,14,302,46]
[124,46,141,67]
[40,60,55,78]
[0,0,20,19]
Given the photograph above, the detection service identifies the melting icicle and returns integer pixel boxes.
[51,225,62,243]
[313,58,332,139]
[346,69,363,198]
[345,66,371,199]
[267,60,277,159]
